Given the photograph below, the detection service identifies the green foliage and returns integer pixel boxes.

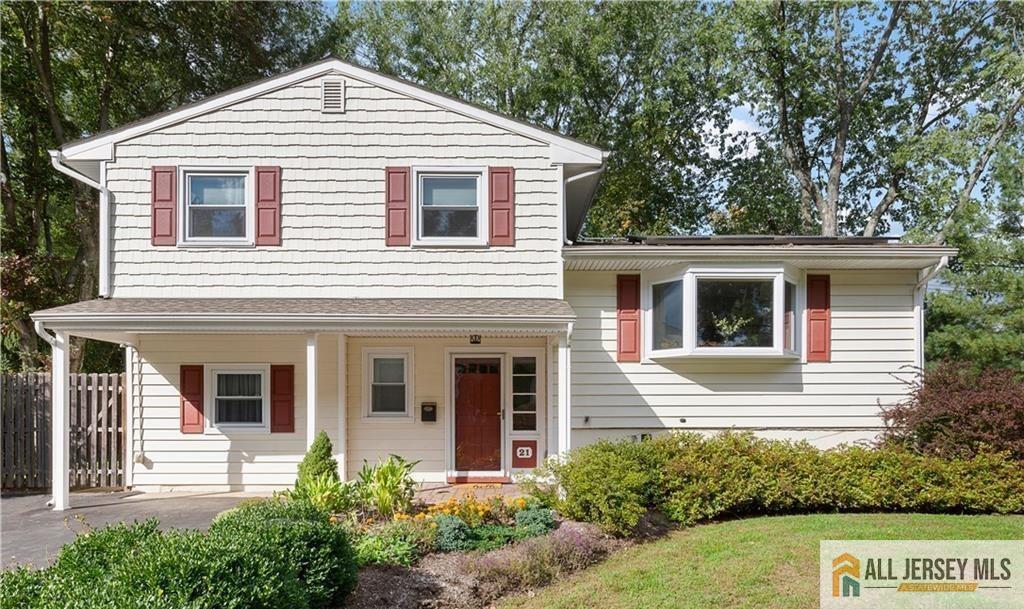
[207,498,357,609]
[514,505,557,536]
[530,432,1024,535]
[356,454,420,518]
[354,518,436,566]
[296,431,340,489]
[0,519,313,609]
[282,471,358,514]
[433,514,473,553]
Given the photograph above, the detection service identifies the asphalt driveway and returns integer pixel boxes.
[1,491,257,568]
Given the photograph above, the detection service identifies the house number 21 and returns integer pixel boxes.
[516,446,533,459]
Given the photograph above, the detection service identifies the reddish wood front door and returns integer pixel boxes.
[454,358,502,471]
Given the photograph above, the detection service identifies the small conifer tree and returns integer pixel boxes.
[296,430,340,489]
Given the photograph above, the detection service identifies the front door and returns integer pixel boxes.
[454,357,502,471]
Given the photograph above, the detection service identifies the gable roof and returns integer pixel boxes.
[59,56,607,165]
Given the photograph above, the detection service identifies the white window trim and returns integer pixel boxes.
[205,364,271,434]
[642,264,803,360]
[510,355,540,435]
[363,348,414,418]
[411,166,489,247]
[178,166,255,247]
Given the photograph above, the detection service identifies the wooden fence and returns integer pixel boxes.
[1,372,125,490]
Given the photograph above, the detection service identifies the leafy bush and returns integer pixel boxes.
[208,498,357,609]
[529,432,1024,535]
[296,431,340,489]
[881,362,1024,460]
[434,514,473,552]
[462,522,613,594]
[355,533,419,566]
[0,520,309,609]
[523,435,679,535]
[355,518,437,565]
[357,455,420,518]
[426,492,527,526]
[514,505,557,536]
[280,472,359,514]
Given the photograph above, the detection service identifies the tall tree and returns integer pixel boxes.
[736,0,1023,239]
[1,1,329,371]
[339,0,736,236]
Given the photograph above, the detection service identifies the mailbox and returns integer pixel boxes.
[421,402,437,422]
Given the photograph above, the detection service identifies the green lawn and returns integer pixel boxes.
[501,513,1024,609]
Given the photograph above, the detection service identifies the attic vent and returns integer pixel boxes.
[322,79,345,113]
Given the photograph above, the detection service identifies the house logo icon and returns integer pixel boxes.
[832,553,861,598]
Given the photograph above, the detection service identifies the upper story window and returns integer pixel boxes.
[644,265,802,359]
[182,169,252,244]
[413,168,487,246]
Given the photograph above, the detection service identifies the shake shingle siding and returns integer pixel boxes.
[106,78,562,298]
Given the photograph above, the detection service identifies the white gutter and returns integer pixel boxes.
[563,164,606,245]
[912,255,949,369]
[915,255,950,290]
[34,320,57,346]
[49,151,111,298]
[564,245,959,259]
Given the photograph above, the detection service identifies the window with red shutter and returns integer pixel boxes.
[617,275,641,362]
[806,274,831,362]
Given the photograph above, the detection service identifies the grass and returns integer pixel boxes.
[501,513,1024,609]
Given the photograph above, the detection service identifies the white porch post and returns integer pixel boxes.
[336,334,347,480]
[306,333,318,449]
[557,327,572,456]
[51,332,70,511]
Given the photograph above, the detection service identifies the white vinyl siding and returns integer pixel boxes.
[106,77,561,297]
[565,269,918,444]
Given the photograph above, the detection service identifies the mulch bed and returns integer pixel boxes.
[344,513,673,609]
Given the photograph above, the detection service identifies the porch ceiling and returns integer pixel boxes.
[31,298,576,340]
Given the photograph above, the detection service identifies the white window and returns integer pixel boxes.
[413,168,487,245]
[209,366,269,430]
[364,349,413,417]
[644,265,802,358]
[511,357,537,432]
[182,169,252,244]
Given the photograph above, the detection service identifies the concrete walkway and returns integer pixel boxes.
[1,491,259,568]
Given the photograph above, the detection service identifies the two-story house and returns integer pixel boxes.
[33,57,954,509]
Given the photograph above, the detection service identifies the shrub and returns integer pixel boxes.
[467,523,523,551]
[533,431,1024,534]
[433,514,473,552]
[296,431,340,489]
[514,505,556,537]
[355,533,418,566]
[522,435,679,536]
[1,520,308,609]
[209,498,357,609]
[426,492,522,526]
[881,362,1024,460]
[356,455,420,518]
[280,472,358,514]
[462,522,613,594]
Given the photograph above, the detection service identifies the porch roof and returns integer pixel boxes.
[32,298,576,341]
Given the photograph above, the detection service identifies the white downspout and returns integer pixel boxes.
[913,255,949,369]
[49,151,111,298]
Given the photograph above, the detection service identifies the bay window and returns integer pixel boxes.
[645,265,802,358]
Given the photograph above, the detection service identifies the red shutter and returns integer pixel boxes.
[617,274,641,362]
[151,166,177,246]
[255,166,282,245]
[807,274,831,362]
[180,365,204,434]
[488,167,515,246]
[385,167,410,246]
[270,364,295,433]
